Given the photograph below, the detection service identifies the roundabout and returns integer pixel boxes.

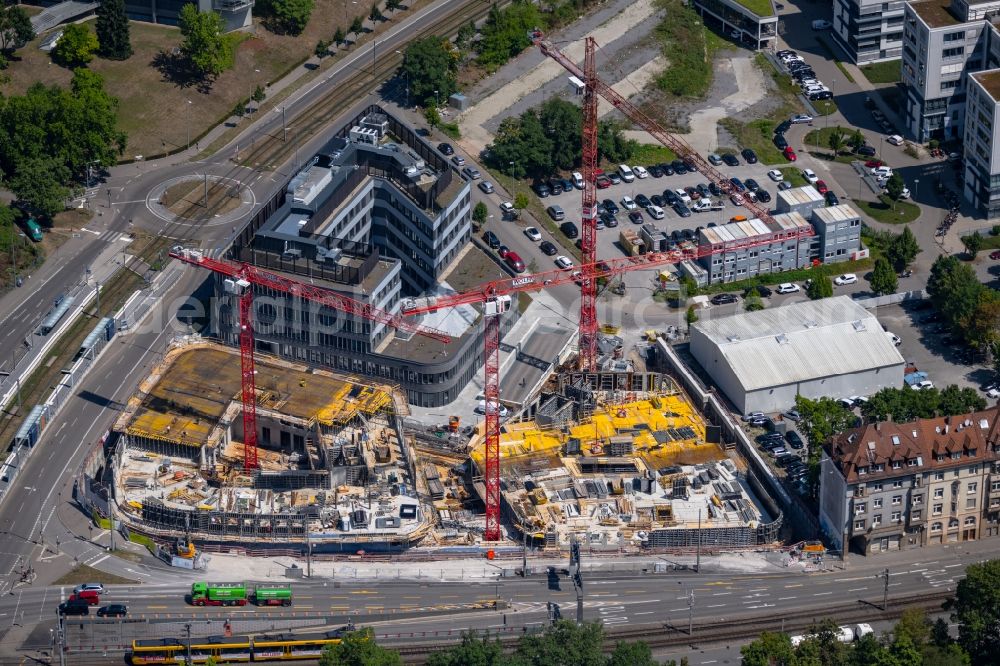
[145,173,257,228]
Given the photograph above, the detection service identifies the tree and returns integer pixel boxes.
[402,37,458,108]
[870,256,898,295]
[685,305,698,332]
[333,26,345,46]
[52,23,99,67]
[456,20,476,49]
[795,396,855,455]
[885,172,906,202]
[386,0,402,11]
[886,226,920,271]
[607,640,660,666]
[828,127,846,154]
[848,128,866,151]
[95,0,132,60]
[807,274,833,300]
[472,201,488,224]
[232,98,247,118]
[740,631,796,666]
[965,289,1000,350]
[0,4,34,53]
[369,2,384,22]
[319,628,401,666]
[597,119,636,163]
[270,0,314,35]
[424,105,441,128]
[476,0,542,71]
[315,39,330,58]
[744,292,765,311]
[425,632,502,666]
[965,231,984,259]
[252,85,266,104]
[540,99,582,169]
[948,559,1000,665]
[350,15,365,37]
[9,157,71,219]
[179,4,236,78]
[927,255,984,335]
[512,621,605,666]
[513,192,529,209]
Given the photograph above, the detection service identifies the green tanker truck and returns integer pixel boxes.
[189,582,293,607]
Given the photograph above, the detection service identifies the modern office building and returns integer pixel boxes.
[691,0,779,50]
[832,0,906,65]
[216,105,510,408]
[963,71,1000,217]
[689,296,905,415]
[695,214,812,284]
[820,406,1000,555]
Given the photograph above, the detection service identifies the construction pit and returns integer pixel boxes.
[463,375,781,551]
[108,340,433,552]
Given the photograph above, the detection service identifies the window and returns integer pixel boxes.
[875,464,885,472]
[952,452,962,461]
[968,482,978,494]
[933,503,943,515]
[935,472,945,481]
[873,483,884,491]
[931,522,942,532]
[858,466,868,476]
[944,30,965,42]
[942,46,965,58]
[855,502,867,514]
[950,518,960,528]
[855,519,866,530]
[967,497,977,509]
[892,461,902,469]
[992,481,1000,491]
[934,488,944,499]
[892,495,902,505]
[891,511,902,522]
[893,480,903,488]
[912,509,922,520]
[965,516,976,526]
[874,498,883,509]
[872,514,883,526]
[913,494,923,504]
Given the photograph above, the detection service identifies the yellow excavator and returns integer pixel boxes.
[175,537,196,559]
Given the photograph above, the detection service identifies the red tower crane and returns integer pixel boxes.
[404,36,816,542]
[168,247,451,471]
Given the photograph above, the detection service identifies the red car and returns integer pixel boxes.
[865,159,885,168]
[783,146,797,161]
[816,180,829,194]
[595,175,612,189]
[991,250,1000,260]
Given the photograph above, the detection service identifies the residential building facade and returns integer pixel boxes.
[691,0,779,50]
[963,71,1000,217]
[819,408,1000,555]
[833,0,906,65]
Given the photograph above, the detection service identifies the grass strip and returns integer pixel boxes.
[53,564,138,586]
[854,196,921,224]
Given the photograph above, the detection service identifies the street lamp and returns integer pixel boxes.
[434,89,439,109]
[186,100,193,150]
[914,178,920,199]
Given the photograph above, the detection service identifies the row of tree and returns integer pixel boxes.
[485,99,636,180]
[0,69,126,218]
[860,385,986,424]
[927,255,1000,352]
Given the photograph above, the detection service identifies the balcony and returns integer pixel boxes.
[214,0,253,11]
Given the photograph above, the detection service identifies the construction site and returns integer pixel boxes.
[102,340,433,552]
[409,371,781,551]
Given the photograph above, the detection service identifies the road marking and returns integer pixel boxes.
[749,588,767,592]
[670,607,687,612]
[848,587,868,592]
[712,592,731,596]
[147,605,168,609]
[635,611,654,615]
[784,583,802,588]
[706,604,725,608]
[778,596,797,600]
[813,592,832,596]
[945,564,962,569]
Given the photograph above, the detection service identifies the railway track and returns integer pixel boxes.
[391,590,954,660]
[236,0,489,172]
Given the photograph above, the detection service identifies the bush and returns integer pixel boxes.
[654,0,716,97]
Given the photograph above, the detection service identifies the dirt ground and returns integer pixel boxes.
[4,2,406,158]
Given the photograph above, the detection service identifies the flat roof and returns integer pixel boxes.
[778,185,824,206]
[812,204,861,225]
[909,0,962,28]
[971,69,1000,101]
[770,211,810,230]
[693,295,905,392]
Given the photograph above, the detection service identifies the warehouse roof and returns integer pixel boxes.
[692,296,904,392]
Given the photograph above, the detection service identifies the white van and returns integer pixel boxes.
[887,135,904,146]
[571,172,584,189]
[646,205,665,220]
[618,164,636,183]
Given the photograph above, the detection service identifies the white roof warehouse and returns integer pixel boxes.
[689,296,905,415]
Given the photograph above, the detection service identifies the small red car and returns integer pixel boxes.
[991,250,1000,260]
[865,159,885,168]
[783,146,797,161]
[595,175,611,189]
[816,180,829,194]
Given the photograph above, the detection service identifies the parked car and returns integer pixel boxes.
[711,293,738,305]
[856,145,877,156]
[607,172,622,184]
[803,168,819,184]
[539,240,558,256]
[790,114,813,124]
[785,431,805,450]
[741,148,759,164]
[633,165,649,179]
[482,230,500,249]
[463,166,481,180]
[745,178,761,192]
[774,134,789,150]
[602,199,620,214]
[776,283,800,294]
[497,245,510,259]
[911,380,935,391]
[572,172,585,189]
[628,211,644,224]
[834,273,858,285]
[743,284,772,298]
[451,155,466,167]
[646,205,665,220]
[767,169,784,182]
[437,142,454,156]
[547,205,565,221]
[673,202,692,218]
[524,227,542,242]
[648,165,664,178]
[708,153,723,165]
[595,175,612,189]
[729,177,746,192]
[671,159,688,174]
[708,182,722,196]
[555,255,574,270]
[783,146,797,161]
[59,601,90,616]
[812,19,831,29]
[478,180,494,194]
[887,134,905,146]
[560,221,579,238]
[721,153,740,167]
[757,189,772,203]
[783,408,802,422]
[825,191,840,206]
[742,411,765,422]
[533,182,550,197]
[815,180,829,194]
[635,194,652,208]
[621,195,638,211]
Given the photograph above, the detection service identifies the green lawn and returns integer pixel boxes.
[719,118,785,164]
[813,99,839,116]
[632,143,678,164]
[733,0,774,16]
[861,60,902,84]
[961,233,1000,250]
[855,196,921,224]
[779,167,808,187]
